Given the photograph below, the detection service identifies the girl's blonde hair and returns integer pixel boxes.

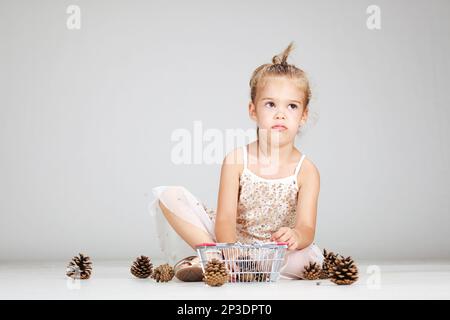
[249,42,311,109]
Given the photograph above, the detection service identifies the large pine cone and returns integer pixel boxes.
[152,264,174,282]
[203,258,229,287]
[303,262,322,280]
[130,256,153,279]
[321,249,339,279]
[330,256,359,285]
[66,253,92,280]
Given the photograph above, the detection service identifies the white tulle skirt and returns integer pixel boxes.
[148,185,324,279]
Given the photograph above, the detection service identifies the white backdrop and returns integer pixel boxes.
[1,0,449,262]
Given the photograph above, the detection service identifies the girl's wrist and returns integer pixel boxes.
[289,228,300,250]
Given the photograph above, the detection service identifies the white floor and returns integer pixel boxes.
[1,260,449,300]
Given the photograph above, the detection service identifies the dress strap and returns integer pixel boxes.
[242,145,248,169]
[294,154,306,177]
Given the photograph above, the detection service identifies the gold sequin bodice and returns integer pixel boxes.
[236,145,306,243]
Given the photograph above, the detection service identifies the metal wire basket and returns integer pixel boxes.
[196,241,288,283]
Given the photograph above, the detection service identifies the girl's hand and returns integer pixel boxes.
[271,227,300,251]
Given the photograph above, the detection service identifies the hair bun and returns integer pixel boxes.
[271,42,294,65]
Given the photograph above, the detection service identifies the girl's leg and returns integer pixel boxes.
[158,200,213,249]
[279,244,324,279]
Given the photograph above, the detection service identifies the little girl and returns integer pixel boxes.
[149,42,324,281]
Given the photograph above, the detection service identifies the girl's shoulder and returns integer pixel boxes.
[221,145,245,177]
[296,156,320,189]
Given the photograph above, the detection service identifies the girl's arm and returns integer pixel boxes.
[271,159,320,250]
[293,159,321,250]
[214,148,241,243]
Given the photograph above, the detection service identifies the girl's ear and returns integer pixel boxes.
[300,107,309,125]
[248,101,257,121]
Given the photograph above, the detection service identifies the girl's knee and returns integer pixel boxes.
[280,244,324,279]
[162,185,186,198]
[301,244,324,264]
[158,199,169,213]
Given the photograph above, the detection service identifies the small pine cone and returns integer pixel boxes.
[238,272,255,282]
[130,256,153,279]
[330,256,359,285]
[236,255,258,272]
[203,258,229,287]
[303,262,322,280]
[322,249,339,278]
[319,268,329,280]
[66,253,92,280]
[236,255,257,282]
[254,273,269,282]
[152,263,174,282]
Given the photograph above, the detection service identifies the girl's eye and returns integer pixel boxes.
[264,102,298,110]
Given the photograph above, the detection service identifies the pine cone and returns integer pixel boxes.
[322,249,339,279]
[236,255,257,282]
[66,253,92,280]
[203,258,229,286]
[152,263,174,282]
[130,256,153,279]
[254,272,269,282]
[236,255,258,272]
[319,269,329,280]
[330,256,359,285]
[303,262,322,280]
[238,273,255,282]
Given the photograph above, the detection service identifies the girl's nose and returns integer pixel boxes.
[275,112,286,119]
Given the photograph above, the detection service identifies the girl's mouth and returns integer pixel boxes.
[271,125,287,131]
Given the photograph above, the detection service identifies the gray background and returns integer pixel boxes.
[1,0,449,262]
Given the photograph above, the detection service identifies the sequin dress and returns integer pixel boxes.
[235,144,305,243]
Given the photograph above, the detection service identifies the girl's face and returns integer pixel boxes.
[249,76,308,144]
